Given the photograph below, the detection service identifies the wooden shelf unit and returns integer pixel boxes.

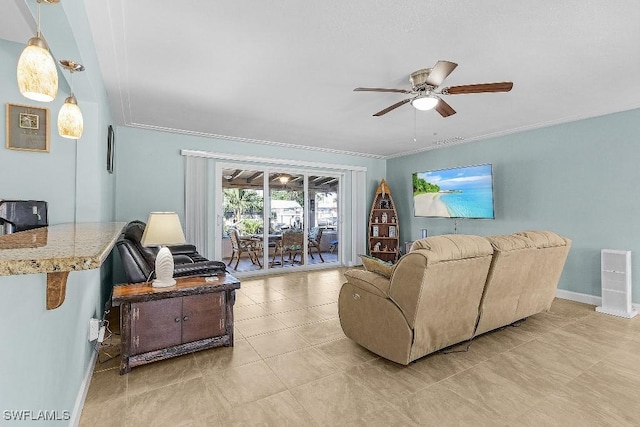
[369,179,400,263]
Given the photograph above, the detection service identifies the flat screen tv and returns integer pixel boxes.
[413,164,495,219]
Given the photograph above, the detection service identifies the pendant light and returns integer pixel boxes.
[58,60,85,139]
[17,0,59,102]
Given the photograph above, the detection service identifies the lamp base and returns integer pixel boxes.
[152,246,176,288]
[152,277,177,288]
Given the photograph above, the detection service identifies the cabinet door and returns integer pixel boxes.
[182,292,226,343]
[131,298,182,355]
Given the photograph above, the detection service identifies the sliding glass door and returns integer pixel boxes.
[218,164,340,274]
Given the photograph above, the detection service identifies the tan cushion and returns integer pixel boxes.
[409,234,493,264]
[343,269,391,297]
[359,254,395,278]
[475,233,537,336]
[514,230,567,248]
[486,233,535,251]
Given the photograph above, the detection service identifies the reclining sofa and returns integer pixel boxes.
[116,220,225,284]
[338,231,571,365]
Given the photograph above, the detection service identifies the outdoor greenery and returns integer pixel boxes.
[271,189,304,207]
[223,189,262,224]
[413,173,440,195]
[240,219,262,234]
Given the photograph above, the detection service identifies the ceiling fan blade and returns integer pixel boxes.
[354,87,411,94]
[373,98,411,116]
[444,82,513,95]
[425,60,458,87]
[435,98,456,118]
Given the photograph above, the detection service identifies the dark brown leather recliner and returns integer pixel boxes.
[116,220,226,284]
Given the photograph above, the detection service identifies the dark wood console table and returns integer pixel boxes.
[112,274,240,374]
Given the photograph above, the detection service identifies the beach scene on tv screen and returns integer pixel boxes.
[413,164,494,219]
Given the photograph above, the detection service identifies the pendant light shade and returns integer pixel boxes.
[17,0,59,102]
[58,95,83,139]
[57,60,85,140]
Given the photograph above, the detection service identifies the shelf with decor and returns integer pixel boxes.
[368,179,400,263]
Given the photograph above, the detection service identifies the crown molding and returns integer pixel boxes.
[125,122,386,160]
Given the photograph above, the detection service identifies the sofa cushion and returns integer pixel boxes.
[486,233,535,251]
[409,234,493,264]
[514,230,567,248]
[359,254,395,278]
[344,269,391,297]
[475,233,537,336]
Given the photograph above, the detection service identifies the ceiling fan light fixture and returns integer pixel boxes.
[278,174,291,185]
[411,95,439,111]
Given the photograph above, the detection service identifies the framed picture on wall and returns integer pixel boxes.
[5,103,50,152]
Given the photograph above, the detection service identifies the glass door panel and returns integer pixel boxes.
[308,175,339,264]
[221,168,265,273]
[268,172,305,269]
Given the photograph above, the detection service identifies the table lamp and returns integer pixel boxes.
[140,212,186,287]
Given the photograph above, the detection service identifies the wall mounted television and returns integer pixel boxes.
[412,163,495,219]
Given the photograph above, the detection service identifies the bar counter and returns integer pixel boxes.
[0,222,126,309]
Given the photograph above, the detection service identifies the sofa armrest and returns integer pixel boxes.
[343,269,391,298]
[168,244,198,255]
[173,260,227,278]
[173,254,195,264]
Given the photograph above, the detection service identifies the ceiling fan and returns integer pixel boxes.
[354,60,513,117]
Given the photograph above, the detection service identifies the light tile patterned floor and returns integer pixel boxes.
[80,268,640,426]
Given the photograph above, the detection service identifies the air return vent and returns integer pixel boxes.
[434,137,465,146]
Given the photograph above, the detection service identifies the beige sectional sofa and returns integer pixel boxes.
[338,231,571,365]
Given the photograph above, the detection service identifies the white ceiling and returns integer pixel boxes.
[4,1,640,158]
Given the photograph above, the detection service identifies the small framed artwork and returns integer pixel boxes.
[6,103,50,152]
[389,226,397,238]
[372,225,379,237]
[106,125,115,173]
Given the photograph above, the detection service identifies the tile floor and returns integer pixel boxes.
[224,250,339,273]
[80,268,640,426]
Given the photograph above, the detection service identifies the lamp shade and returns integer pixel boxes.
[17,36,58,102]
[58,95,83,139]
[411,96,439,111]
[141,212,186,247]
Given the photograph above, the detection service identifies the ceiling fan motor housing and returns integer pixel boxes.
[409,68,433,90]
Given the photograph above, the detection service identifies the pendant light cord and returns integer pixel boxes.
[36,1,42,37]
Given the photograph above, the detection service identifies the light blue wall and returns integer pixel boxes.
[0,0,116,422]
[113,126,386,270]
[387,108,640,302]
[114,127,385,223]
[0,270,102,424]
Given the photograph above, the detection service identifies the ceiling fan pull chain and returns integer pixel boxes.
[413,108,417,143]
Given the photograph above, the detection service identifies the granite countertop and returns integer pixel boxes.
[0,222,126,276]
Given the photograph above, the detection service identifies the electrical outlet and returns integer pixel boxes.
[97,325,106,343]
[88,318,101,341]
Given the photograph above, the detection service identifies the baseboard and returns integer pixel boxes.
[555,288,640,312]
[69,345,99,427]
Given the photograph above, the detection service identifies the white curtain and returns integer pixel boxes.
[184,156,208,255]
[351,170,367,265]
